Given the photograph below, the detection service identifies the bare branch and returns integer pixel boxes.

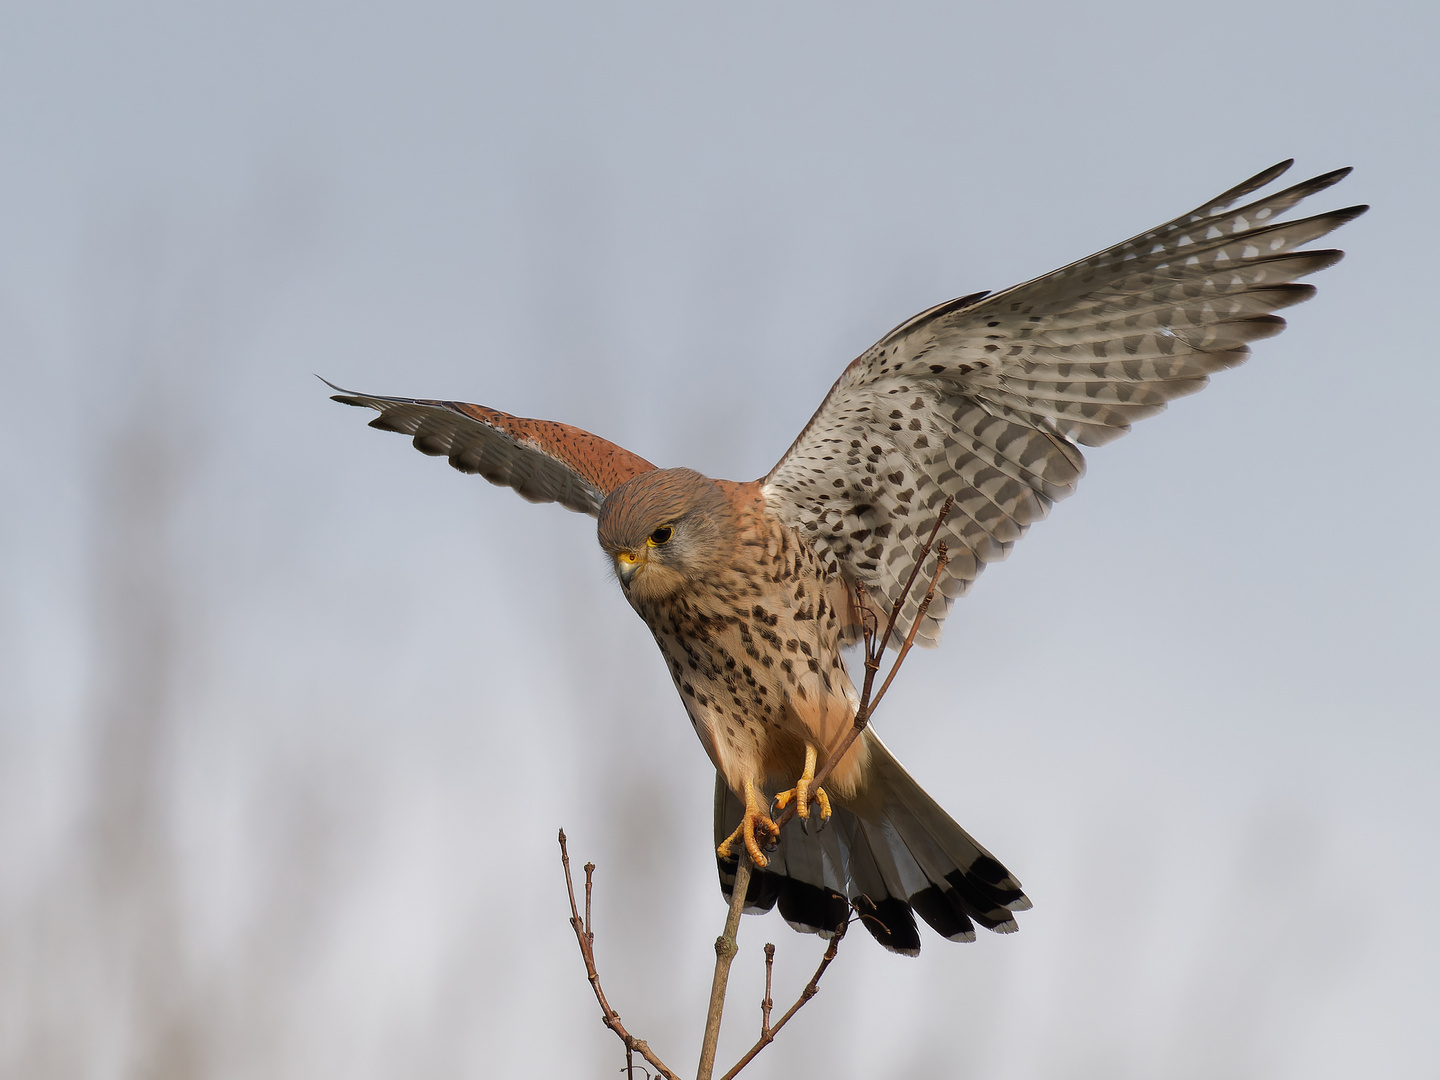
[865,540,948,716]
[760,944,775,1040]
[558,831,680,1080]
[856,581,883,699]
[696,853,753,1080]
[773,500,955,832]
[873,495,954,657]
[717,918,849,1080]
[585,858,594,943]
[809,544,949,793]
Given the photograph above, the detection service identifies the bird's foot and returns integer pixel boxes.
[774,781,831,823]
[772,743,832,824]
[716,777,780,869]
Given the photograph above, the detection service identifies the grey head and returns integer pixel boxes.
[596,467,738,605]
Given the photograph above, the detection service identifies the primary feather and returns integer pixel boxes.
[761,161,1366,648]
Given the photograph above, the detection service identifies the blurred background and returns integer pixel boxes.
[2,2,1436,1077]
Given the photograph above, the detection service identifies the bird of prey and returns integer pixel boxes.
[329,161,1364,955]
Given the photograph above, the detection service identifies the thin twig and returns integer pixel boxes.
[865,541,949,717]
[772,498,955,833]
[760,944,775,1039]
[856,580,884,703]
[717,918,850,1080]
[585,858,595,947]
[871,496,955,657]
[809,542,948,791]
[558,830,680,1080]
[696,853,753,1080]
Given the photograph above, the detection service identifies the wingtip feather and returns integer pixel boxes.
[1204,159,1293,212]
[318,375,371,405]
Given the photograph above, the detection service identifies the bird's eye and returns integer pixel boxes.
[647,526,674,547]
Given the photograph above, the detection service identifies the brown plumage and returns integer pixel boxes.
[328,161,1366,953]
[597,471,868,801]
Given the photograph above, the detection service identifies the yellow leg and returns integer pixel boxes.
[773,744,832,823]
[717,777,780,868]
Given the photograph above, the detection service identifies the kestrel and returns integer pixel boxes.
[330,161,1364,954]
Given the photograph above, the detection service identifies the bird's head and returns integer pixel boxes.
[597,468,736,605]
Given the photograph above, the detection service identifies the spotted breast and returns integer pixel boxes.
[632,481,869,801]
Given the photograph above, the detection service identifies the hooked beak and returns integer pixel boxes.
[615,549,643,586]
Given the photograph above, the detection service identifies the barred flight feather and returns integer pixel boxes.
[762,162,1366,649]
[325,381,656,516]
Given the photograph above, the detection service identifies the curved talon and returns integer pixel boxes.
[717,777,780,868]
[773,743,833,824]
[776,780,832,823]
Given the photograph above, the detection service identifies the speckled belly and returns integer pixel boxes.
[639,521,866,798]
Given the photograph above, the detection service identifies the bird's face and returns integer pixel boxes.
[597,468,736,605]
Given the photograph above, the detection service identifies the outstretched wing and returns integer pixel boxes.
[761,161,1367,648]
[327,381,656,516]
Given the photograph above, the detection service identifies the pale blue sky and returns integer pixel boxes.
[2,2,1436,1077]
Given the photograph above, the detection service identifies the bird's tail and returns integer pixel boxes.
[716,730,1030,955]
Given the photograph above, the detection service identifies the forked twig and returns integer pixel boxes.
[868,498,954,666]
[865,540,950,717]
[558,830,680,1080]
[717,919,850,1080]
[773,496,955,831]
[696,853,753,1080]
